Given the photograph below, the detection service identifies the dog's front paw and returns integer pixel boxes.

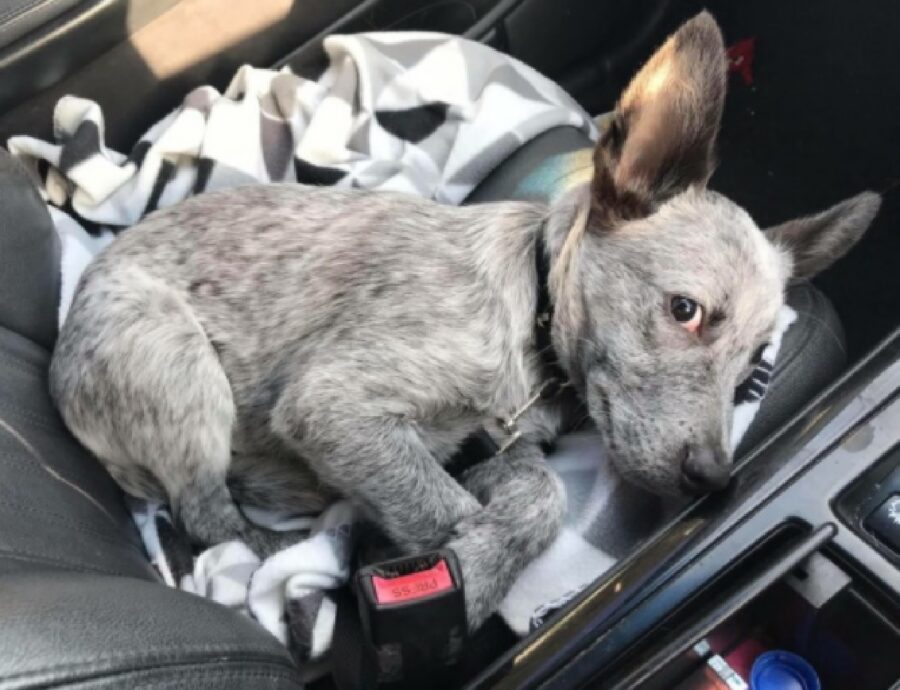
[448,513,561,632]
[450,525,518,631]
[447,468,565,631]
[389,492,483,556]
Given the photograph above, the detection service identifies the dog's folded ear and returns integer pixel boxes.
[765,191,881,279]
[591,11,727,224]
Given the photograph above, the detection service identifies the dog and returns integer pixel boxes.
[49,12,879,630]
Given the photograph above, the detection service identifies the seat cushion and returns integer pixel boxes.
[0,571,301,689]
[0,325,154,579]
[736,281,846,454]
[0,147,303,688]
[464,126,847,448]
[0,150,148,578]
[0,153,60,350]
[465,126,594,205]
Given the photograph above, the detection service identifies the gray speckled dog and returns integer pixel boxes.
[50,13,879,629]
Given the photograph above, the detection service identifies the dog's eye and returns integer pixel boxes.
[670,295,703,334]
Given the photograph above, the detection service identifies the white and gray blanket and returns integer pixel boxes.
[8,31,793,669]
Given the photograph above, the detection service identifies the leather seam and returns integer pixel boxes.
[762,294,843,409]
[0,549,134,576]
[0,414,124,527]
[1,647,297,684]
[766,287,843,383]
[0,447,114,507]
[0,490,144,553]
[0,327,51,362]
[48,665,302,688]
[0,346,45,372]
[0,398,63,431]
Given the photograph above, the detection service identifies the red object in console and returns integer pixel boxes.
[371,559,455,604]
[727,38,757,86]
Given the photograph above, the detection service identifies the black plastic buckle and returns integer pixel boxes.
[354,549,467,687]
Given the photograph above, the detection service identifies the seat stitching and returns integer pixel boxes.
[770,287,844,380]
[0,415,119,526]
[0,549,133,576]
[39,667,302,689]
[1,645,298,683]
[0,328,51,363]
[0,447,88,478]
[0,492,145,553]
[0,346,45,372]
[0,447,115,503]
[0,397,62,431]
[0,449,126,523]
[0,444,125,503]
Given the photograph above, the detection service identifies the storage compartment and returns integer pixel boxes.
[638,551,900,690]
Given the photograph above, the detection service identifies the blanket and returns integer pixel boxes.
[8,31,793,669]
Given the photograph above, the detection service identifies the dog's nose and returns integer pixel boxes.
[680,445,730,494]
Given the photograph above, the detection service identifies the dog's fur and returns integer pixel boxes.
[50,13,880,628]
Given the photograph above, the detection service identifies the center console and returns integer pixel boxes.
[470,327,900,689]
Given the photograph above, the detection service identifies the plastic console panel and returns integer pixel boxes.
[469,326,900,690]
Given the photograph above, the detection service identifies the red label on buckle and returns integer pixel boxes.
[371,559,454,604]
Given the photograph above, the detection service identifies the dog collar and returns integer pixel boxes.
[533,229,568,389]
[494,231,571,455]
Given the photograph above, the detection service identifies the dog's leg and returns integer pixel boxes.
[52,267,304,559]
[272,397,481,553]
[272,377,562,626]
[450,443,566,629]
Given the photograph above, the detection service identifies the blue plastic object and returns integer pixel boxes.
[750,650,822,690]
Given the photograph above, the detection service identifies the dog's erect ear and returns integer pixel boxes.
[591,11,726,223]
[766,191,881,279]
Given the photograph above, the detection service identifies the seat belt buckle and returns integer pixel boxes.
[355,549,467,685]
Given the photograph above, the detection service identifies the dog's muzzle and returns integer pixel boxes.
[680,444,731,494]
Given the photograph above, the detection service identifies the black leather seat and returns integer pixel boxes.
[0,125,846,687]
[0,152,302,689]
